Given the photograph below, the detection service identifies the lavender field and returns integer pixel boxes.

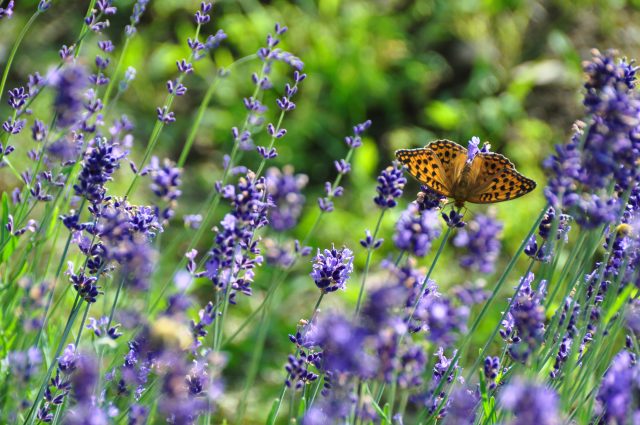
[1,0,640,424]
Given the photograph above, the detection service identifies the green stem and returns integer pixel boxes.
[102,36,131,109]
[466,258,535,380]
[74,0,97,59]
[271,293,325,424]
[403,220,454,333]
[0,10,42,105]
[107,275,126,328]
[74,302,91,347]
[354,208,386,317]
[25,295,83,425]
[125,24,203,198]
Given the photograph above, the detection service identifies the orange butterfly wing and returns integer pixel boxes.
[466,153,536,203]
[425,140,468,186]
[395,147,452,196]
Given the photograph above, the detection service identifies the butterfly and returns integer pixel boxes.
[395,139,536,208]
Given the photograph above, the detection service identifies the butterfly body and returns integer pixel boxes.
[395,140,536,208]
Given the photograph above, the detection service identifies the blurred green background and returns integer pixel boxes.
[3,0,640,421]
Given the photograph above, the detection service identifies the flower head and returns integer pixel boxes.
[393,204,442,257]
[265,166,308,231]
[500,273,546,362]
[373,163,407,208]
[52,65,88,128]
[304,313,376,377]
[310,245,354,293]
[453,212,503,273]
[596,350,638,422]
[466,136,480,164]
[499,378,560,425]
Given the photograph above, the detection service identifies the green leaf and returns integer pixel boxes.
[604,284,635,324]
[297,395,307,420]
[266,398,280,425]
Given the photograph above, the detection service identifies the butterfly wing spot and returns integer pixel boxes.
[395,148,452,196]
[426,140,467,167]
[424,140,467,194]
[468,168,536,204]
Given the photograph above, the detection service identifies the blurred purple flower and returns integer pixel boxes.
[394,204,442,257]
[500,273,546,362]
[125,0,150,36]
[0,1,14,19]
[51,65,88,128]
[142,156,182,224]
[453,212,503,273]
[499,378,560,425]
[265,166,308,231]
[596,350,638,423]
[442,386,479,425]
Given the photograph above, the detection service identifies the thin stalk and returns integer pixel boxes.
[74,302,91,347]
[125,23,203,198]
[0,10,42,105]
[402,221,455,336]
[73,0,97,59]
[271,293,325,424]
[102,37,131,109]
[354,208,386,317]
[107,274,126,328]
[466,259,535,380]
[235,270,279,423]
[177,54,257,168]
[24,295,82,425]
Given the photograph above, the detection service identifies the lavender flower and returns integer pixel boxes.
[310,245,354,293]
[595,350,638,422]
[73,138,123,204]
[64,355,108,425]
[0,1,14,19]
[373,163,407,208]
[500,273,546,362]
[304,313,376,377]
[265,166,308,231]
[360,229,383,250]
[525,207,572,262]
[7,86,28,110]
[36,344,79,421]
[317,120,370,210]
[197,172,270,303]
[414,289,468,346]
[31,119,47,142]
[125,0,150,36]
[8,347,42,383]
[416,186,446,211]
[87,316,122,339]
[443,387,479,425]
[453,212,503,273]
[442,209,466,228]
[393,204,442,257]
[52,65,88,128]
[499,379,560,425]
[544,50,640,223]
[483,356,500,390]
[142,157,182,224]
